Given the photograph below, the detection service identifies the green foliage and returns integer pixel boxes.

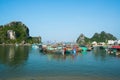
[26,36,41,44]
[0,21,41,44]
[76,31,117,44]
[91,31,117,43]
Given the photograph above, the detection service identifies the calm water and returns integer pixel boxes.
[0,45,120,80]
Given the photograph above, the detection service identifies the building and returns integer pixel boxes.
[92,41,97,46]
[107,40,120,45]
[99,42,105,46]
[107,40,115,45]
[118,40,120,45]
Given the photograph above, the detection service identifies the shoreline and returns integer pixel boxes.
[0,75,115,80]
[0,43,32,46]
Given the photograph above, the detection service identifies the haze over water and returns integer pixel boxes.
[0,46,120,80]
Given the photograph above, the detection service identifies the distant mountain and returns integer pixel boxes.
[76,34,89,45]
[0,21,41,44]
[76,31,117,45]
[91,31,117,42]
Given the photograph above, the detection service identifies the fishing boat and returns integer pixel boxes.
[63,44,77,54]
[106,45,120,55]
[112,45,120,49]
[80,45,88,52]
[112,45,120,55]
[39,43,81,55]
[40,44,64,54]
[106,48,117,54]
[32,44,39,49]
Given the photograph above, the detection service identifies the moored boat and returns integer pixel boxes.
[106,45,120,55]
[80,45,88,52]
[32,44,39,49]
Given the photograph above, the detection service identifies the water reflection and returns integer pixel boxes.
[46,53,77,61]
[0,45,29,66]
[92,47,108,61]
[0,45,118,66]
[39,50,88,62]
[0,46,120,80]
[38,46,117,62]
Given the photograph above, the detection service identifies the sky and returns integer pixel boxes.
[0,0,120,42]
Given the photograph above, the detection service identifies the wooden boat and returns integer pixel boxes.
[80,45,88,52]
[39,43,82,55]
[40,45,64,54]
[106,45,120,55]
[112,45,120,55]
[106,48,117,54]
[32,44,39,49]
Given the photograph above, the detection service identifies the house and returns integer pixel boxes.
[107,40,115,45]
[107,40,120,45]
[117,40,120,45]
[99,42,105,46]
[92,41,97,46]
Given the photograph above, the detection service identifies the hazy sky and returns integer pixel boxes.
[0,0,120,42]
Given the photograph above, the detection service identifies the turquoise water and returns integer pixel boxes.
[0,46,120,80]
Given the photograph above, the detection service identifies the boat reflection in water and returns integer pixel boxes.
[39,48,88,62]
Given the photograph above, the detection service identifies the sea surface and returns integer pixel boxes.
[0,45,120,80]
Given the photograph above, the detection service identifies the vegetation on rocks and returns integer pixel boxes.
[0,21,41,44]
[76,31,117,45]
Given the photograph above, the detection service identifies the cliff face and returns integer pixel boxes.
[76,34,85,45]
[7,30,16,40]
[76,31,117,45]
[0,21,41,44]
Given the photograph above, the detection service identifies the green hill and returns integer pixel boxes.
[76,31,117,45]
[0,21,41,44]
[91,31,117,43]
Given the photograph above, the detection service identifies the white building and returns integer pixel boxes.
[107,40,120,45]
[107,40,115,45]
[92,41,97,46]
[118,40,120,44]
[99,42,105,45]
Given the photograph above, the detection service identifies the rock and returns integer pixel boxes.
[0,21,41,44]
[76,31,117,44]
[7,30,16,40]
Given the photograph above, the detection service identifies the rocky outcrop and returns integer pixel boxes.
[91,31,117,42]
[7,30,16,40]
[0,21,41,44]
[76,31,117,44]
[76,34,85,45]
